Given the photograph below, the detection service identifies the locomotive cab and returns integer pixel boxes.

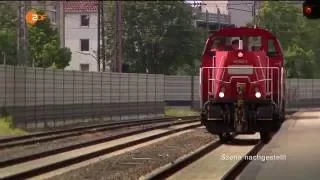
[200,27,285,143]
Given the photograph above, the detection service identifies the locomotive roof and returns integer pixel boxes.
[213,27,276,39]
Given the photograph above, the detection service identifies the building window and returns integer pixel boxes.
[80,64,89,71]
[51,5,57,24]
[80,15,89,26]
[50,11,56,24]
[80,39,89,51]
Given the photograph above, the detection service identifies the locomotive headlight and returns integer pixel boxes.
[219,92,225,98]
[238,52,244,58]
[254,87,261,98]
[255,92,261,98]
[219,87,225,98]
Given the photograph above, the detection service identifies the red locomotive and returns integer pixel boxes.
[200,27,285,143]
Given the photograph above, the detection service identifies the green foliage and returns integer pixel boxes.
[55,48,72,69]
[0,116,27,136]
[28,9,72,69]
[165,107,200,117]
[258,1,320,78]
[0,2,18,65]
[0,5,71,69]
[119,1,206,74]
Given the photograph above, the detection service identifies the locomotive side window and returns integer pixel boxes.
[211,36,262,52]
[267,39,279,57]
[248,36,262,51]
[212,36,228,50]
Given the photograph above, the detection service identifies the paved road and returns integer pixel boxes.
[238,109,320,180]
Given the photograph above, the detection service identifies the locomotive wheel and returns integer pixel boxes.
[200,113,207,125]
[260,132,271,144]
[218,132,232,143]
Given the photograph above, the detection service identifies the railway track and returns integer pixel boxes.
[0,119,201,180]
[140,134,263,180]
[0,116,197,149]
[140,111,297,180]
[221,142,264,180]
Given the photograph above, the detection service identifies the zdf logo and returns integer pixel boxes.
[25,10,47,26]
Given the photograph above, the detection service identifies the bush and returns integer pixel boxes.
[0,116,27,136]
[165,107,200,117]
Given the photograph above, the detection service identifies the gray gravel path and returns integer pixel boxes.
[47,128,217,180]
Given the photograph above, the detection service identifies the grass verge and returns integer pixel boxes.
[165,107,200,117]
[0,116,28,137]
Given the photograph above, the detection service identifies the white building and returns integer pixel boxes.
[201,1,261,27]
[64,1,99,72]
[227,1,255,27]
[201,1,229,15]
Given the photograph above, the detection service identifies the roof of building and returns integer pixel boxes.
[64,1,98,13]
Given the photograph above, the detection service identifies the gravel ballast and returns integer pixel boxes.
[47,128,217,180]
[0,121,184,163]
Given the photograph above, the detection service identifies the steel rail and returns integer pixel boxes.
[0,119,199,168]
[0,122,201,180]
[0,116,198,149]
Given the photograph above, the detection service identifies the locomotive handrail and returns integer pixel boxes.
[201,66,281,104]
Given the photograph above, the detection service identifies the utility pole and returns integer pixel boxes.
[114,0,118,72]
[119,1,123,73]
[2,52,6,65]
[17,1,21,65]
[58,1,65,48]
[101,2,106,72]
[114,0,122,72]
[256,1,260,26]
[217,5,221,31]
[17,1,29,66]
[205,9,208,31]
[252,0,256,26]
[97,1,101,72]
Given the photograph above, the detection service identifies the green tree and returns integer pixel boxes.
[0,2,18,65]
[121,1,206,74]
[28,9,71,68]
[258,1,320,78]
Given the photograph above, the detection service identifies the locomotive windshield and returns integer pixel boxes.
[213,36,262,52]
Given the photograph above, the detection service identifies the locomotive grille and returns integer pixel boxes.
[227,65,253,75]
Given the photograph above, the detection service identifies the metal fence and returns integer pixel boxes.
[164,76,320,110]
[1,65,320,129]
[0,65,165,129]
[285,79,320,109]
